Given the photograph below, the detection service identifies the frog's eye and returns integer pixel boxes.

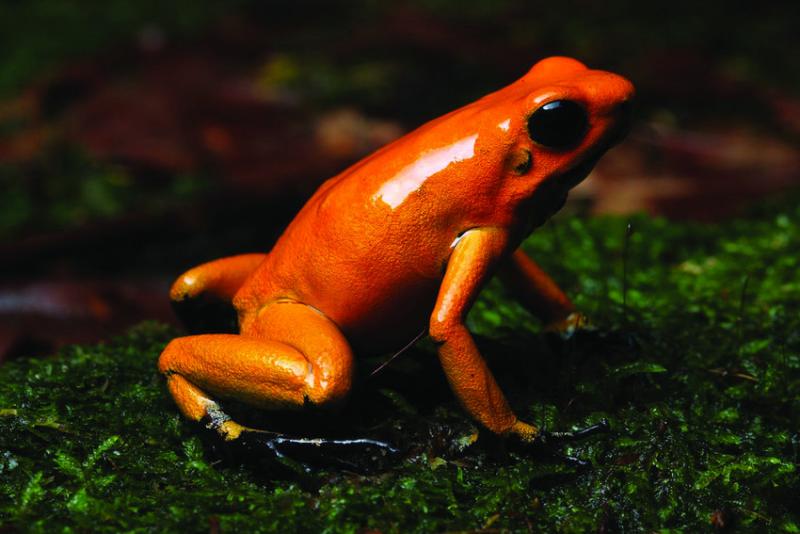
[527,100,587,149]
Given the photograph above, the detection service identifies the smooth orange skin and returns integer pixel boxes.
[159,57,635,442]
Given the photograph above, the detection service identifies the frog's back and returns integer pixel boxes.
[235,102,514,351]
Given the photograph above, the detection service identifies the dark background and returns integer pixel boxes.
[1,0,798,359]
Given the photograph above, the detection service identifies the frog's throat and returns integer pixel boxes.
[557,153,600,192]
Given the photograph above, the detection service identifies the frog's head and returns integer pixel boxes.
[489,56,635,228]
[368,57,633,225]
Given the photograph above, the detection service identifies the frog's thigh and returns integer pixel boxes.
[159,334,313,418]
[246,301,354,407]
[159,303,353,420]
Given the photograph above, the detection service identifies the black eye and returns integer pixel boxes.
[527,100,587,149]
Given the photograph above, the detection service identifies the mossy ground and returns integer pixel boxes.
[2,203,800,532]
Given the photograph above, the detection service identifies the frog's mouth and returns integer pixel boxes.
[558,156,597,191]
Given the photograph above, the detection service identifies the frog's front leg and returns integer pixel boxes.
[430,227,539,442]
[498,249,586,335]
[170,253,267,333]
[158,301,354,439]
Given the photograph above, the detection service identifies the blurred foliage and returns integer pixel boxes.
[0,146,209,240]
[408,0,800,86]
[249,0,800,128]
[2,0,798,106]
[0,0,246,98]
[2,200,799,531]
[2,0,798,241]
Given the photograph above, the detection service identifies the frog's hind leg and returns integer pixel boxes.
[159,301,354,437]
[498,249,585,335]
[159,334,312,440]
[159,301,399,463]
[170,253,267,333]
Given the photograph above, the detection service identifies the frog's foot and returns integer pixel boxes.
[238,432,401,470]
[209,422,400,472]
[200,407,253,441]
[510,420,541,443]
[510,418,609,446]
[198,401,399,471]
[543,311,593,340]
[535,418,610,445]
[511,419,609,468]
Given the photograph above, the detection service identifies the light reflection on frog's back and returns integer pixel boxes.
[235,134,504,352]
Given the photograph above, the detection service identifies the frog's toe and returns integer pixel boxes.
[169,272,200,302]
[513,419,609,468]
[216,420,247,441]
[543,311,593,339]
[200,410,255,441]
[536,418,610,445]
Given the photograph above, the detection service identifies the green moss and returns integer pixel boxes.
[2,202,800,532]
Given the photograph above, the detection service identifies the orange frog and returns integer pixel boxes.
[159,57,634,449]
